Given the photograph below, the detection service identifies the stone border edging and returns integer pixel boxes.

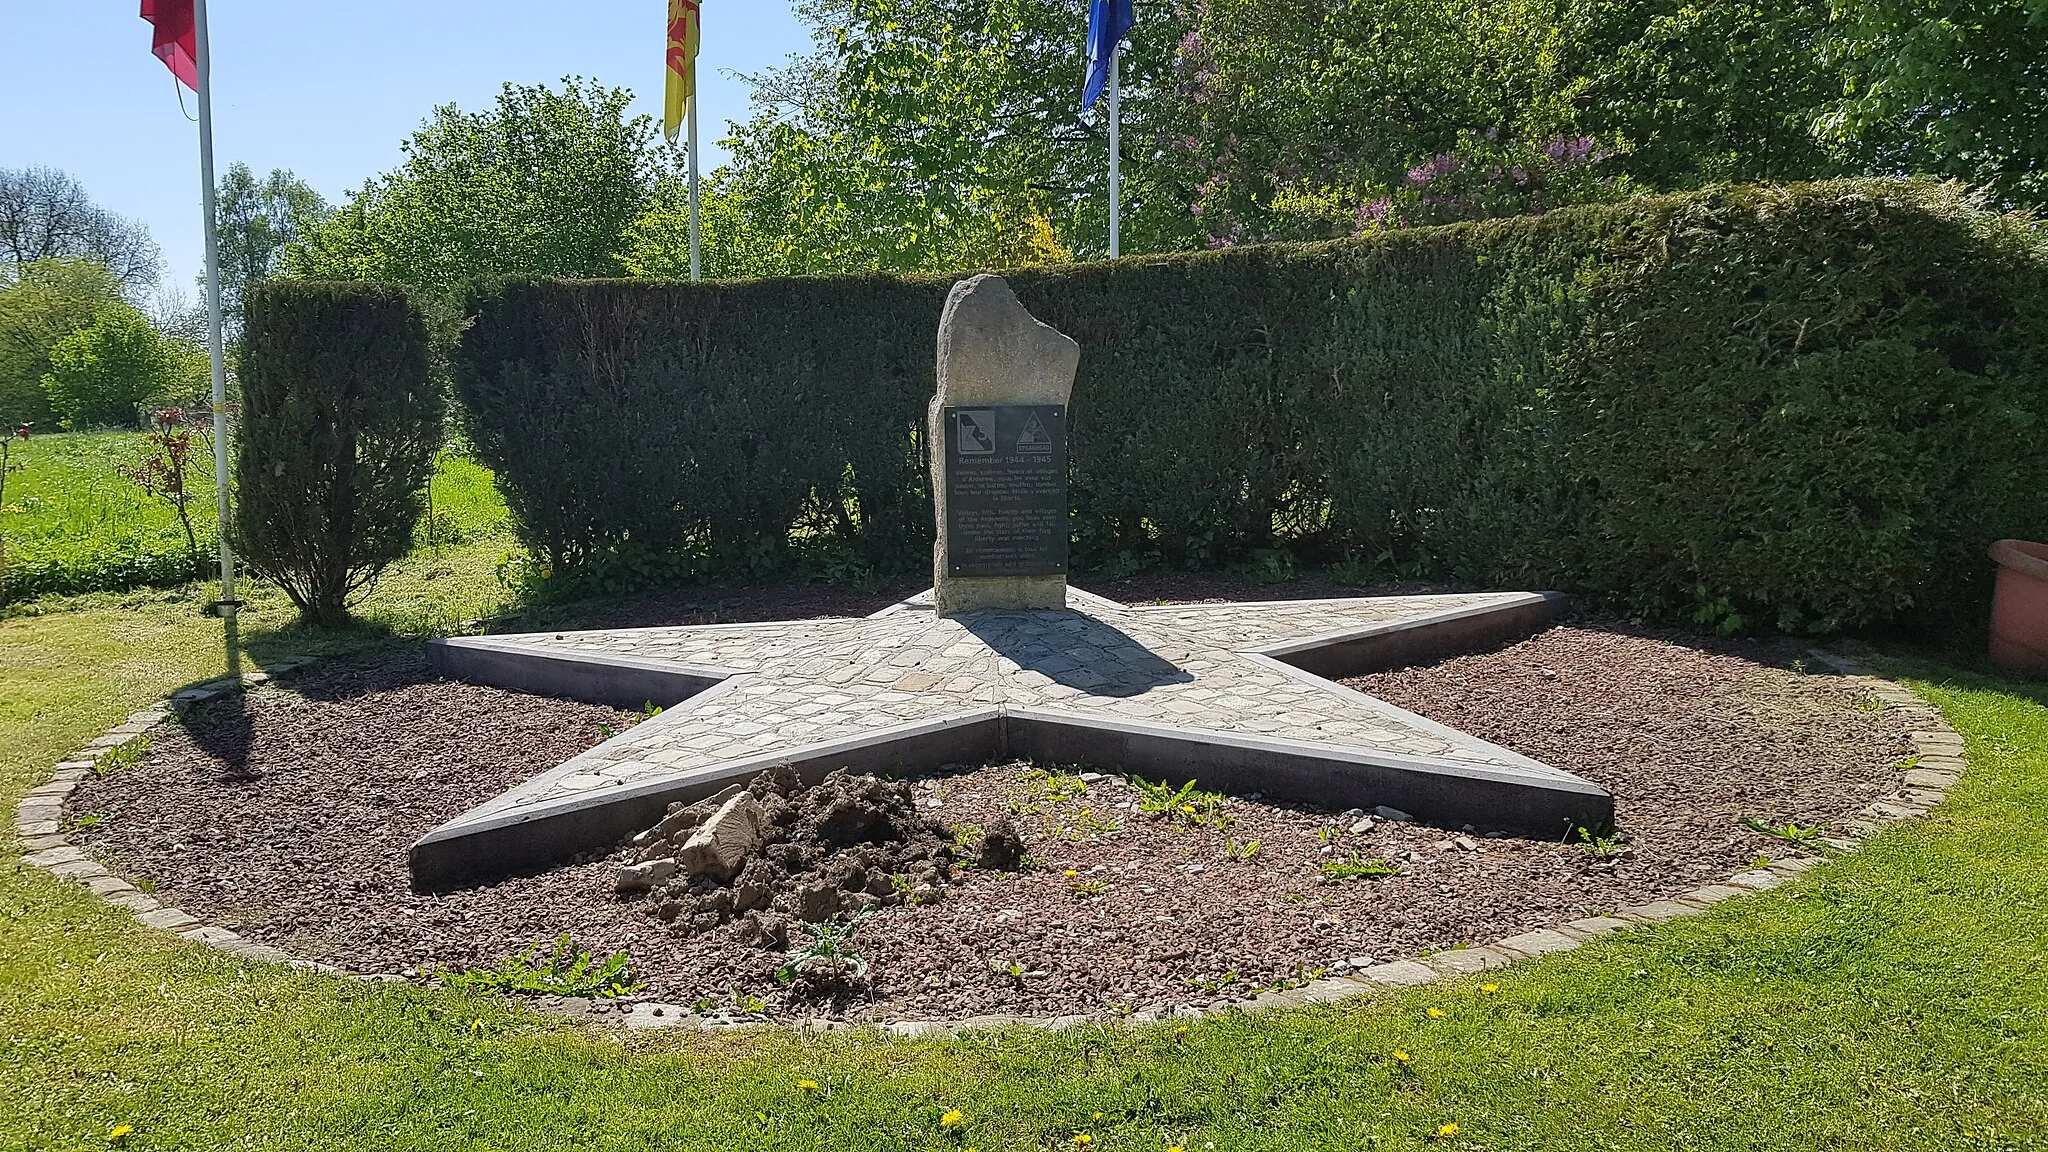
[14,648,1963,1037]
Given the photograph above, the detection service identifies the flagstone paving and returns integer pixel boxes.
[413,588,1603,883]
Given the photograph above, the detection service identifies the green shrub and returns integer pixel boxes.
[434,180,2048,632]
[234,282,441,626]
[39,305,173,429]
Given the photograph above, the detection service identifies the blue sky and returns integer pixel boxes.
[1,2,813,296]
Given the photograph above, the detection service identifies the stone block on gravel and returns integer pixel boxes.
[83,875,134,897]
[1299,977,1374,1004]
[1358,960,1438,987]
[1676,884,1746,907]
[1423,947,1516,975]
[20,834,69,853]
[678,792,770,880]
[179,925,242,946]
[1725,870,1781,892]
[1903,769,1960,790]
[1902,788,1946,808]
[17,820,61,838]
[615,858,679,893]
[25,846,86,867]
[225,942,295,964]
[138,908,199,930]
[105,892,161,913]
[1496,929,1582,957]
[48,859,107,880]
[1562,916,1635,939]
[1618,900,1699,923]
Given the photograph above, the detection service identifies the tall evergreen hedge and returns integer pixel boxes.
[446,180,2046,633]
[236,282,441,626]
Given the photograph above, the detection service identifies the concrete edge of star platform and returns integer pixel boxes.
[406,590,1598,890]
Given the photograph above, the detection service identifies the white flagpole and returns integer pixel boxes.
[687,93,701,281]
[194,0,238,619]
[1108,45,1121,259]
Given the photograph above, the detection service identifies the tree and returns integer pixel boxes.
[284,79,655,298]
[40,305,175,429]
[0,168,161,292]
[625,0,1201,277]
[213,163,329,334]
[1822,0,2048,206]
[0,259,127,426]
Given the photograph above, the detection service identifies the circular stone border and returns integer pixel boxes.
[17,647,1965,1036]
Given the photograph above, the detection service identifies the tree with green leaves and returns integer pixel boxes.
[284,79,656,298]
[1821,0,2048,206]
[627,0,1202,277]
[213,163,329,334]
[0,259,127,426]
[41,305,175,429]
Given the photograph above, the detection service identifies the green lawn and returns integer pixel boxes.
[0,431,513,611]
[1,567,2044,1149]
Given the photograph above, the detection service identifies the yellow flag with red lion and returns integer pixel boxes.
[664,0,702,143]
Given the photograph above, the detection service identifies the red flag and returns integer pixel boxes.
[141,0,198,92]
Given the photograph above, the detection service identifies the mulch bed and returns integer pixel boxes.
[66,586,1915,1022]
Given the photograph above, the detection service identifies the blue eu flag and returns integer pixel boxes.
[1082,0,1135,111]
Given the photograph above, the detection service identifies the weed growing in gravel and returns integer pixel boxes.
[1571,826,1629,860]
[90,738,148,778]
[779,910,872,984]
[1895,754,1922,771]
[61,811,109,831]
[951,823,985,851]
[1186,970,1241,993]
[1320,855,1403,881]
[1748,852,1774,869]
[730,987,769,1013]
[1225,837,1261,862]
[1743,817,1824,843]
[1130,776,1231,828]
[1855,696,1889,713]
[1055,808,1123,842]
[1020,767,1091,803]
[1068,877,1107,899]
[440,934,644,998]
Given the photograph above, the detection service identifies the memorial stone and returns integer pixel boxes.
[928,274,1080,616]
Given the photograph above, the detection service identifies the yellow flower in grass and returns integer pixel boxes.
[797,1079,821,1092]
[1093,1112,1105,1121]
[1480,983,1499,994]
[1073,1135,1094,1147]
[1169,1146,1188,1152]
[108,1126,135,1143]
[1435,1122,1460,1139]
[1426,1007,1445,1018]
[941,1109,965,1129]
[1393,1050,1412,1064]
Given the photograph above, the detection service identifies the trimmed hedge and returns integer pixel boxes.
[448,181,2047,632]
[235,282,441,626]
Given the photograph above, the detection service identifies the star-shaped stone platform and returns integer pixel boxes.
[410,588,1610,887]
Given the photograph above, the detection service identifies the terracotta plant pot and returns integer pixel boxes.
[1990,540,2048,675]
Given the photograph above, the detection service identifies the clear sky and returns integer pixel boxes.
[0,2,813,298]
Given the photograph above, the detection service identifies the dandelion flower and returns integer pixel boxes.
[1073,1135,1094,1147]
[1427,1007,1445,1018]
[941,1110,965,1129]
[1065,869,1080,878]
[1480,984,1498,994]
[1435,1122,1460,1139]
[1094,1113,1104,1121]
[470,1017,484,1032]
[108,1126,134,1142]
[1175,1025,1189,1036]
[1169,1146,1187,1152]
[797,1079,821,1092]
[1393,1050,1411,1063]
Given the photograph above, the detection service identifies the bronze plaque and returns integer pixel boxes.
[942,404,1068,577]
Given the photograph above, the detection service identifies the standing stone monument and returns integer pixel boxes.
[928,274,1080,616]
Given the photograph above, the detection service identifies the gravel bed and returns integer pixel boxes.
[66,608,1913,1022]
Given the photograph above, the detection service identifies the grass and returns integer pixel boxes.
[2,567,2047,1147]
[0,431,516,614]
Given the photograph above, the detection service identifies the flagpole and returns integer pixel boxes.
[1108,45,1121,259]
[193,0,238,622]
[687,94,701,281]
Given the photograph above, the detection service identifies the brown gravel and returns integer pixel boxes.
[66,606,1914,1022]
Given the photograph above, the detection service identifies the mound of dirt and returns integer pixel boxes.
[621,766,959,949]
